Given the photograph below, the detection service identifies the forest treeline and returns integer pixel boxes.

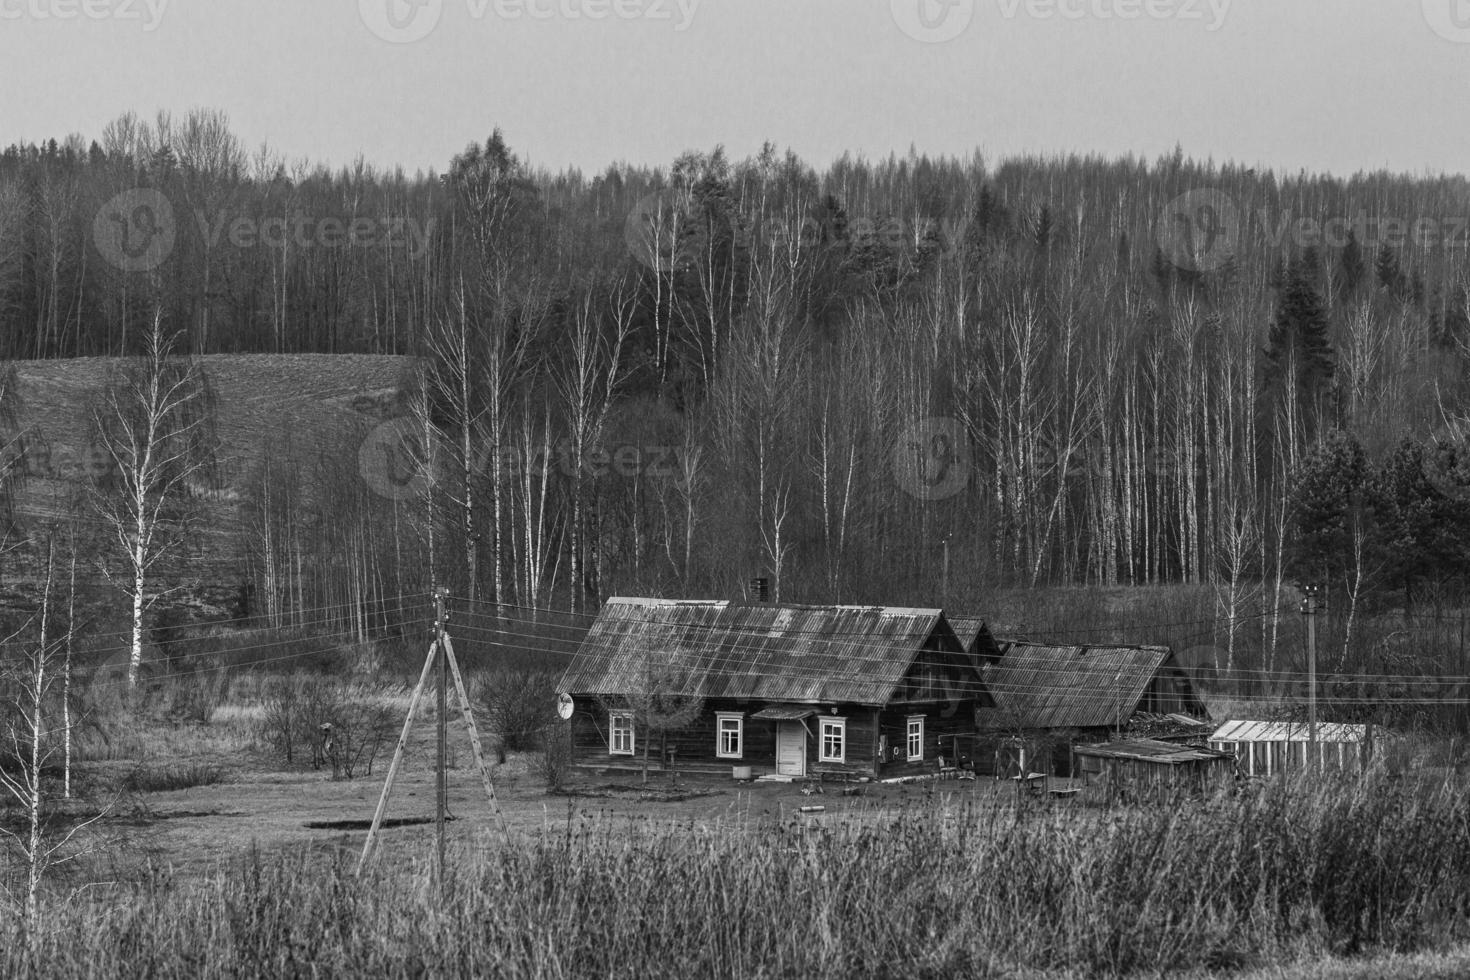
[6,108,1470,671]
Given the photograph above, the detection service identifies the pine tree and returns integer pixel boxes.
[1337,229,1365,295]
[1265,255,1336,395]
[1371,440,1470,608]
[1034,204,1053,253]
[1289,429,1373,586]
[1375,245,1404,296]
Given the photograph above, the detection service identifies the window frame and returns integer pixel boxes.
[609,711,635,756]
[715,712,744,759]
[906,715,925,762]
[819,717,846,763]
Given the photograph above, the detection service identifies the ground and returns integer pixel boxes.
[79,707,1030,875]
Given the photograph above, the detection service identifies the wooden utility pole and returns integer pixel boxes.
[357,593,508,878]
[1301,584,1321,768]
[434,587,449,886]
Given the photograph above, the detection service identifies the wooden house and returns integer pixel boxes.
[1208,719,1374,776]
[1073,738,1235,804]
[970,640,1208,777]
[557,597,994,781]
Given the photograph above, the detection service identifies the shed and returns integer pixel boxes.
[557,597,993,781]
[1073,738,1235,803]
[1208,719,1374,776]
[969,640,1207,778]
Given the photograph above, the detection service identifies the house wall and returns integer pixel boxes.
[875,704,978,778]
[569,698,882,778]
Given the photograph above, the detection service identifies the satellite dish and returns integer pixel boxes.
[556,693,575,720]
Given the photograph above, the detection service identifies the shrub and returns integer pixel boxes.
[476,667,559,751]
[257,676,396,779]
[529,723,572,790]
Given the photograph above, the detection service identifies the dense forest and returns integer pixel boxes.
[5,108,1470,681]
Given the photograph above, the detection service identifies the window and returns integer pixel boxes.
[609,712,634,755]
[907,716,924,762]
[819,718,846,763]
[716,713,743,759]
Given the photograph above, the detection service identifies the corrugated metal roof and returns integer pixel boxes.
[979,640,1196,729]
[948,617,988,651]
[1210,719,1370,744]
[1074,738,1233,765]
[559,597,974,707]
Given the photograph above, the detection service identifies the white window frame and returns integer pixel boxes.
[819,718,846,763]
[906,715,924,762]
[716,712,744,759]
[609,711,635,756]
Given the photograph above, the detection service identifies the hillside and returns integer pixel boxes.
[2,353,416,611]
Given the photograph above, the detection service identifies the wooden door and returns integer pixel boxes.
[776,722,806,776]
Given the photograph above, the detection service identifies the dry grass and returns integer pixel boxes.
[0,770,1466,978]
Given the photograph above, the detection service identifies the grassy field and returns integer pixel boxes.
[1,685,1469,979]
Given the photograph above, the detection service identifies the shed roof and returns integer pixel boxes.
[559,597,974,707]
[947,617,989,652]
[979,640,1200,729]
[1073,738,1233,765]
[1210,719,1370,744]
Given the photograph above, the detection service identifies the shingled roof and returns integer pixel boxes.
[558,597,976,707]
[979,640,1203,729]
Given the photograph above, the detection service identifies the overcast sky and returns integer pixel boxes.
[2,0,1468,178]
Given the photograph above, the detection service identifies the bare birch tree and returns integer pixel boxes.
[91,317,215,689]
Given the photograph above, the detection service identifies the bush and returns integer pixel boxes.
[476,668,559,751]
[258,676,397,778]
[529,723,572,790]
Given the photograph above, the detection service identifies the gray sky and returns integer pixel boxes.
[3,0,1468,177]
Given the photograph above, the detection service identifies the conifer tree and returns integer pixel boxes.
[1337,229,1365,295]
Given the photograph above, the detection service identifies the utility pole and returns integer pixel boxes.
[358,594,507,879]
[434,586,449,887]
[1300,584,1321,769]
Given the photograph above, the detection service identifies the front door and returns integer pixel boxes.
[776,721,806,776]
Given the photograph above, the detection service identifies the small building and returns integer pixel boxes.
[1073,738,1235,804]
[557,597,995,781]
[970,640,1209,778]
[1208,719,1374,776]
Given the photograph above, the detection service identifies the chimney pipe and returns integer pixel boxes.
[749,577,770,603]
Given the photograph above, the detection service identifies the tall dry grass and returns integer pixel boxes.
[1,771,1468,978]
